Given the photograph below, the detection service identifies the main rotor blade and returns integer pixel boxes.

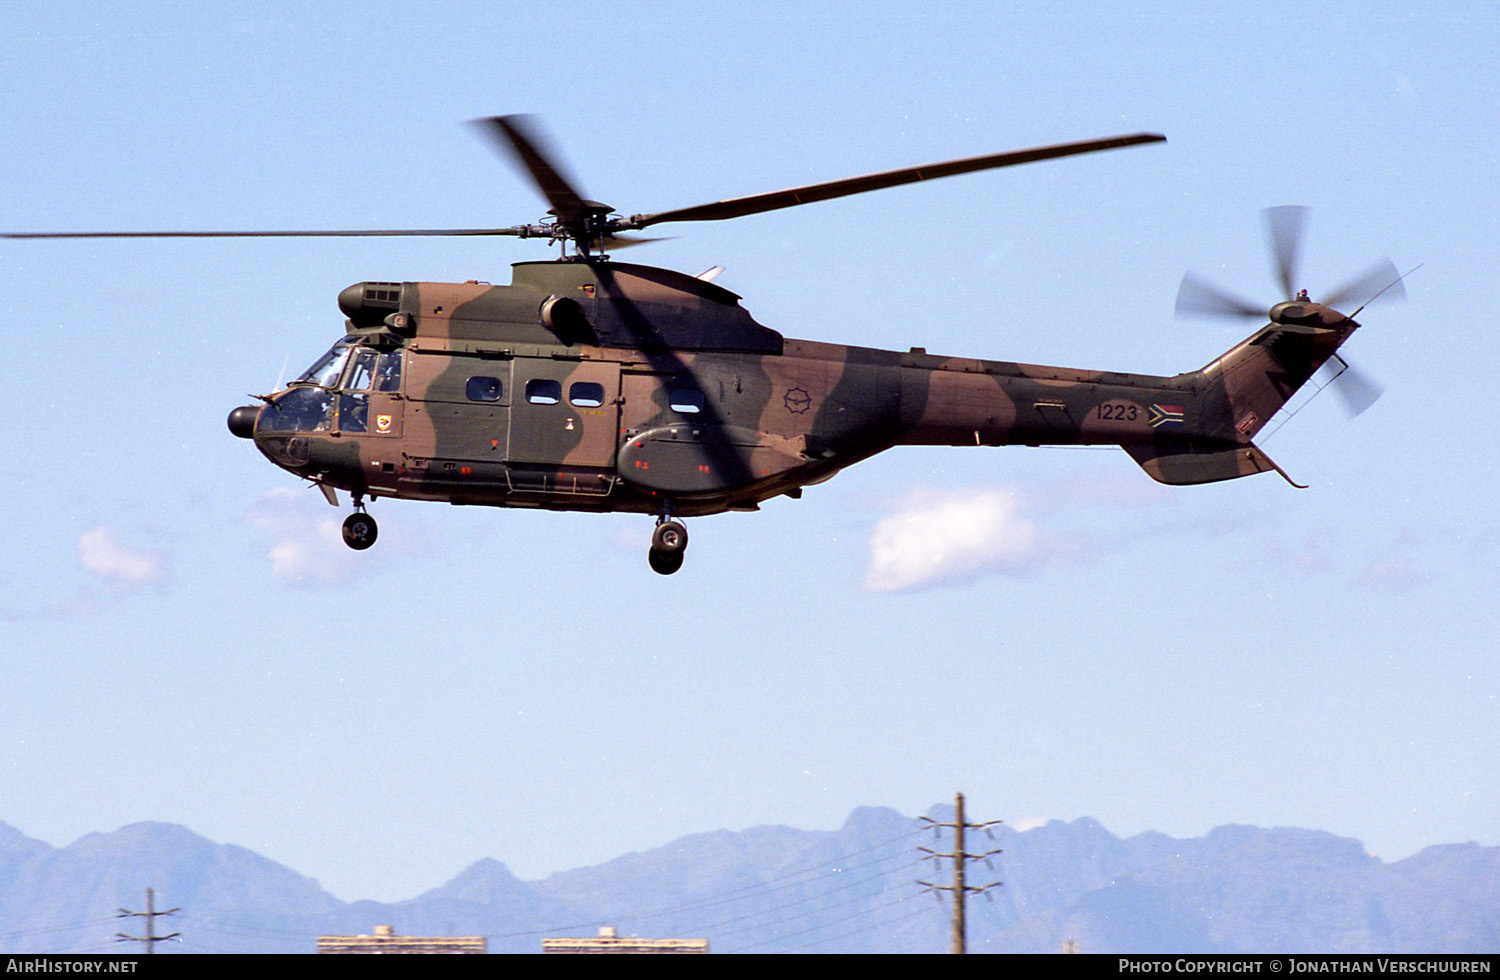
[1263,205,1308,299]
[1174,272,1265,319]
[471,114,596,227]
[3,227,539,239]
[623,132,1166,229]
[3,225,662,249]
[1319,258,1407,311]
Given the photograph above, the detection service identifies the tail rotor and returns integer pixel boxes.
[1174,206,1403,416]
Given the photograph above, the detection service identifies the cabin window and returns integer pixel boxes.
[526,379,562,405]
[467,376,503,402]
[669,387,704,413]
[569,382,606,408]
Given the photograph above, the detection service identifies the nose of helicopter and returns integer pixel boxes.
[227,404,260,439]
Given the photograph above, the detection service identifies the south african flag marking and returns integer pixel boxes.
[1149,404,1185,427]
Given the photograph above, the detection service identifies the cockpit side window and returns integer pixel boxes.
[338,349,403,393]
[344,350,377,392]
[373,352,402,392]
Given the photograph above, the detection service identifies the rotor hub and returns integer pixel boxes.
[1269,300,1316,325]
[1268,299,1349,329]
[547,201,614,220]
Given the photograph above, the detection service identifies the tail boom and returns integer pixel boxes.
[892,303,1359,486]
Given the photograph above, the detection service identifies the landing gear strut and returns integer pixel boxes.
[648,513,688,575]
[342,494,378,550]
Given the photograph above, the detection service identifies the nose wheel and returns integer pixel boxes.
[341,496,378,551]
[648,518,688,575]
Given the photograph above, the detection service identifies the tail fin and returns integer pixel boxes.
[1126,303,1357,486]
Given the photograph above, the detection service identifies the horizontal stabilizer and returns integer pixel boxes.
[1124,442,1303,487]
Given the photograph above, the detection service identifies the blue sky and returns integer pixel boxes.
[1,1,1496,903]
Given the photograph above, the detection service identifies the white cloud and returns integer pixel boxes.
[77,527,168,591]
[247,487,358,585]
[863,487,1053,593]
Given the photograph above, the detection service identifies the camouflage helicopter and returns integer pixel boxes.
[6,117,1402,574]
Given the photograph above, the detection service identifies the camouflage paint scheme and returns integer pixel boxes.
[244,257,1356,519]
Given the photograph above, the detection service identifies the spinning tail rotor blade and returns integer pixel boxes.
[1175,208,1407,319]
[1331,358,1385,417]
[1173,272,1264,319]
[1264,205,1309,300]
[1320,258,1406,311]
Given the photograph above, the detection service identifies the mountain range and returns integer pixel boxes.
[1,810,1496,954]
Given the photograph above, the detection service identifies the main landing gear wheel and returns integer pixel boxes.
[342,511,378,550]
[648,519,688,575]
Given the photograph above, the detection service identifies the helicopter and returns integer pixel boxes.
[5,116,1403,574]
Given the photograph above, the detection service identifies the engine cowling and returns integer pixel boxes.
[338,281,410,329]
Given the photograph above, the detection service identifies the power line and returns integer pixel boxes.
[175,834,924,953]
[629,839,925,937]
[684,853,927,942]
[0,916,120,943]
[773,893,941,954]
[723,884,929,953]
[489,824,925,941]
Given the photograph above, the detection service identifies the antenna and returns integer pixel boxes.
[1350,263,1421,320]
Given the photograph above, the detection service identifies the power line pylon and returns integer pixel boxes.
[917,792,1002,954]
[115,887,180,954]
